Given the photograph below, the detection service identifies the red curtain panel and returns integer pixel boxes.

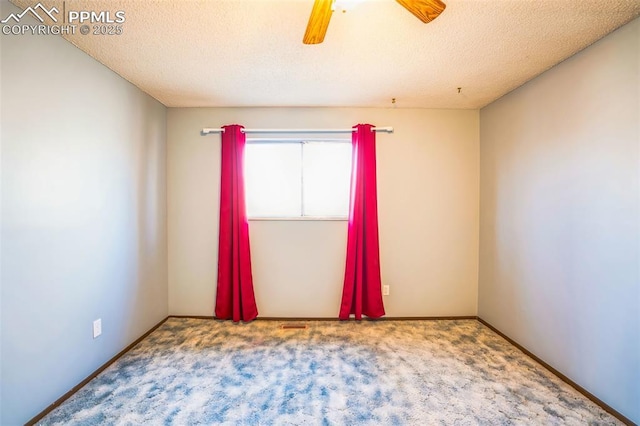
[339,124,386,320]
[215,124,258,322]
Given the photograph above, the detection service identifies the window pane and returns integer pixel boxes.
[302,142,352,217]
[245,143,302,217]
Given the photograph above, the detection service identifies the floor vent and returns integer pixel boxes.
[281,324,308,330]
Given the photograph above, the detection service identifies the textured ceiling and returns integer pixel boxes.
[9,0,640,108]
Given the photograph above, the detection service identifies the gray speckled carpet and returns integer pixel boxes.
[39,318,621,425]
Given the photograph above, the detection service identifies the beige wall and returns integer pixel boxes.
[168,107,479,317]
[479,18,639,423]
[0,2,168,424]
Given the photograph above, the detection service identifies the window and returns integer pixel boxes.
[244,140,352,219]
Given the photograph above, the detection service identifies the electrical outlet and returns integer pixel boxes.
[383,285,390,296]
[93,319,102,339]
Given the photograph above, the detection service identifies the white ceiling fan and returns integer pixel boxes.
[303,0,447,44]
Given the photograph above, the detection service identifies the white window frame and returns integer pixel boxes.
[244,138,352,221]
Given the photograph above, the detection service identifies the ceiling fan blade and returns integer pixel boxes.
[303,0,333,44]
[396,0,446,23]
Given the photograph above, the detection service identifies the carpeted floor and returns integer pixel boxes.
[39,318,621,425]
